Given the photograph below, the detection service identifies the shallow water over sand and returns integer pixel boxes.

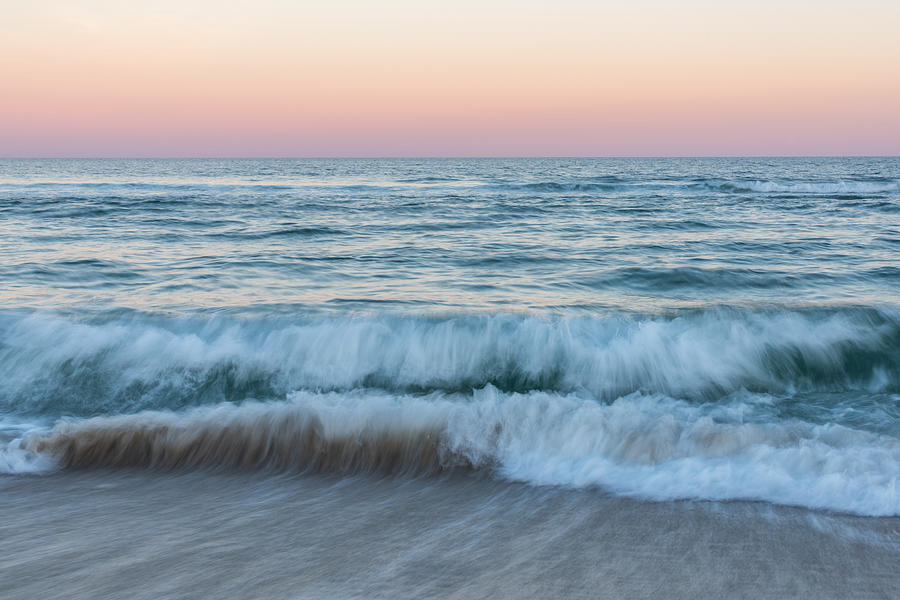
[2,471,898,600]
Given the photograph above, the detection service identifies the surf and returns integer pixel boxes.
[4,386,899,516]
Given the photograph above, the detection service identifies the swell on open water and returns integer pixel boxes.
[1,158,898,516]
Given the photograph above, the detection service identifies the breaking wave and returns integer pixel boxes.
[4,387,899,516]
[0,308,897,416]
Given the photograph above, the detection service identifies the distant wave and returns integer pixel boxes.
[506,181,624,193]
[595,266,843,290]
[712,180,900,195]
[474,178,900,196]
[5,387,899,516]
[0,308,897,416]
[213,226,347,240]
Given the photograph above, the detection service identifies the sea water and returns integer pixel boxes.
[1,158,899,516]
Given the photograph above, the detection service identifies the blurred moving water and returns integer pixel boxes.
[1,158,899,599]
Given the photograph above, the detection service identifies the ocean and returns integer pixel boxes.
[1,157,899,598]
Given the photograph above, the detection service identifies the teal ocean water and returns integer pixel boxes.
[1,157,899,516]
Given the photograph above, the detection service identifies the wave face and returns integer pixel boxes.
[2,157,899,517]
[1,309,898,416]
[5,387,899,516]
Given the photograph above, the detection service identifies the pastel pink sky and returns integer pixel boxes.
[2,1,899,157]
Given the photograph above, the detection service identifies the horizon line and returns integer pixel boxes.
[3,154,899,160]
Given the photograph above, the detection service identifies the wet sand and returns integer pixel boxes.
[2,471,898,599]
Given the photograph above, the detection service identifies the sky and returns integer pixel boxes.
[1,0,899,157]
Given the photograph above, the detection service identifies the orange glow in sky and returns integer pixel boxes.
[2,1,899,156]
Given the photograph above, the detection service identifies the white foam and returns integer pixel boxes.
[437,386,900,516]
[737,180,900,195]
[0,309,894,412]
[0,438,57,474]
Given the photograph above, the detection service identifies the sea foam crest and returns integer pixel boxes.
[729,180,900,195]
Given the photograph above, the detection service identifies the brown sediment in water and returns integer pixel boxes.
[27,408,474,475]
